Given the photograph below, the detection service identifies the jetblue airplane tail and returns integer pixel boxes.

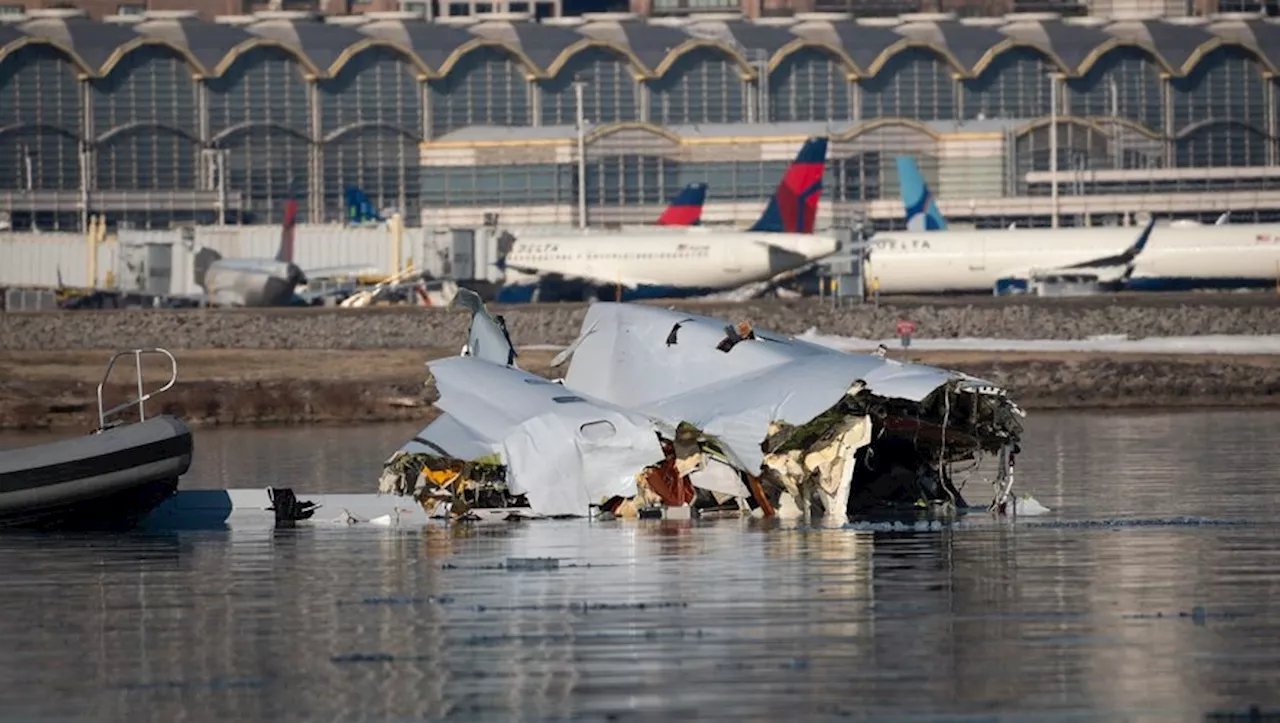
[748,136,828,234]
[275,198,298,263]
[655,182,708,226]
[345,187,385,224]
[896,156,947,231]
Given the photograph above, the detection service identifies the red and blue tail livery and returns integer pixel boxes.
[748,136,828,235]
[654,182,708,227]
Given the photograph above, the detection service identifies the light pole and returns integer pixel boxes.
[572,77,588,229]
[1049,72,1059,229]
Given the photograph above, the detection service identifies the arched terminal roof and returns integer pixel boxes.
[0,21,24,51]
[469,16,593,73]
[0,9,1277,80]
[999,18,1115,75]
[1205,15,1280,72]
[127,11,255,75]
[896,16,1009,74]
[356,15,478,74]
[683,18,800,64]
[788,18,905,75]
[241,12,375,75]
[1104,18,1217,73]
[576,16,706,75]
[15,9,142,73]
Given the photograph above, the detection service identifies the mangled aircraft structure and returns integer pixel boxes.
[379,290,1026,522]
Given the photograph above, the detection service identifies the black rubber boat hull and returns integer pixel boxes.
[0,415,194,531]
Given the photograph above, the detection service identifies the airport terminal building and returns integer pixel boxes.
[2,7,1279,232]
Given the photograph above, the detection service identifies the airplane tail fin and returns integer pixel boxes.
[452,286,518,367]
[896,156,947,231]
[344,186,385,225]
[194,247,223,289]
[748,136,828,234]
[655,182,707,226]
[275,198,298,263]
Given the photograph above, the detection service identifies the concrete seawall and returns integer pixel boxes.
[3,296,1280,351]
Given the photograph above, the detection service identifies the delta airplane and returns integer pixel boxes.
[863,157,1280,295]
[495,137,837,303]
[193,198,374,307]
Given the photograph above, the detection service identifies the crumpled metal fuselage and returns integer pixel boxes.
[556,303,1023,517]
[384,293,1025,521]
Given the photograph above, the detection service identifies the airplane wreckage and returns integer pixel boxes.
[378,290,1029,523]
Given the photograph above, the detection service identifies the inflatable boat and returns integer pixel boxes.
[0,348,193,530]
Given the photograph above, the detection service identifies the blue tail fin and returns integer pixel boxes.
[344,187,385,224]
[896,156,947,231]
[748,136,828,234]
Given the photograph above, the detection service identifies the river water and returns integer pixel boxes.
[2,410,1279,721]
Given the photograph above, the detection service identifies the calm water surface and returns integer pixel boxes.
[2,411,1279,721]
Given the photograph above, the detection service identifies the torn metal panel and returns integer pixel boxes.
[557,303,1025,516]
[403,413,500,461]
[561,303,1002,407]
[400,355,666,517]
[559,303,1009,474]
[686,457,751,500]
[503,411,651,516]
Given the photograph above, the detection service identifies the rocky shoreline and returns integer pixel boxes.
[2,296,1280,352]
[3,347,1279,432]
[4,297,1279,431]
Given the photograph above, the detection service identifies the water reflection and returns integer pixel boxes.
[1,411,1279,720]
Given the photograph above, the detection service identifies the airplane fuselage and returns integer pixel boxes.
[202,258,306,307]
[864,224,1280,295]
[497,230,839,303]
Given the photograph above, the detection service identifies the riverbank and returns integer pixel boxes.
[4,347,1280,431]
[3,295,1280,352]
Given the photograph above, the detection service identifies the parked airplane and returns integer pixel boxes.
[495,137,836,303]
[192,199,373,307]
[869,158,1280,295]
[865,212,1280,295]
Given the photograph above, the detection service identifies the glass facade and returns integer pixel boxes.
[0,13,1277,230]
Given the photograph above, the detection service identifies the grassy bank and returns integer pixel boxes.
[3,348,1280,431]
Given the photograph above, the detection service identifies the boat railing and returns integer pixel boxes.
[96,348,179,431]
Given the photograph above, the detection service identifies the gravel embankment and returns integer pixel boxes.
[2,297,1279,351]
